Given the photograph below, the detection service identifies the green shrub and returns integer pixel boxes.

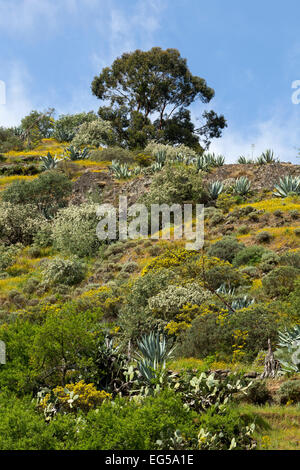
[207,236,245,263]
[262,266,300,297]
[31,303,102,387]
[178,304,279,360]
[240,266,259,278]
[72,119,117,148]
[90,146,134,163]
[53,111,98,142]
[0,127,24,153]
[121,262,139,273]
[256,231,272,243]
[279,251,300,269]
[42,257,86,286]
[74,390,198,450]
[237,225,250,235]
[210,212,225,225]
[0,393,77,450]
[0,243,23,271]
[1,171,72,218]
[141,163,207,207]
[276,380,300,404]
[259,251,279,273]
[144,141,197,160]
[119,269,176,343]
[289,209,299,220]
[52,204,101,257]
[0,203,45,245]
[198,407,256,450]
[233,245,267,267]
[148,283,211,321]
[244,380,271,405]
[203,263,245,290]
[0,320,39,393]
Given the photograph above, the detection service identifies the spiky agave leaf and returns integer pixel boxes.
[207,180,224,200]
[260,149,278,164]
[234,176,252,196]
[237,156,253,164]
[155,150,167,165]
[231,296,254,311]
[40,152,59,170]
[273,175,300,198]
[135,332,175,383]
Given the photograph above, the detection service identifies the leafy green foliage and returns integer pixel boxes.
[0,126,24,152]
[142,162,207,206]
[21,109,55,147]
[72,119,117,148]
[52,203,102,257]
[233,245,267,266]
[42,257,86,286]
[53,112,98,142]
[2,171,72,218]
[207,236,245,263]
[92,47,226,149]
[0,203,46,245]
[262,266,300,298]
[276,380,300,404]
[198,407,256,450]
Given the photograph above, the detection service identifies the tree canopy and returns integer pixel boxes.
[92,47,227,150]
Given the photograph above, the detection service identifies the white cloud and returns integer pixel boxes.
[92,0,165,70]
[0,62,33,127]
[209,115,300,164]
[0,0,90,36]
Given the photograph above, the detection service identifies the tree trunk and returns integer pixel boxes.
[260,338,280,379]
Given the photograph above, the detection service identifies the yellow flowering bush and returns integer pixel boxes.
[40,380,111,413]
[141,248,199,276]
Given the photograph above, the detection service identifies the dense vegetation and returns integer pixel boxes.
[0,48,299,451]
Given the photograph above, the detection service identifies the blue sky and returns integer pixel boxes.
[0,0,300,162]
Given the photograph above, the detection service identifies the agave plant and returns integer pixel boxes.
[273,175,300,198]
[194,154,210,172]
[275,325,300,373]
[231,295,254,311]
[64,145,90,161]
[155,150,167,165]
[136,332,175,383]
[133,166,142,175]
[237,156,253,164]
[110,160,132,179]
[150,161,164,173]
[259,149,278,164]
[216,284,236,296]
[213,155,225,167]
[173,152,186,163]
[207,180,224,200]
[40,152,59,170]
[234,176,252,196]
[173,152,194,165]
